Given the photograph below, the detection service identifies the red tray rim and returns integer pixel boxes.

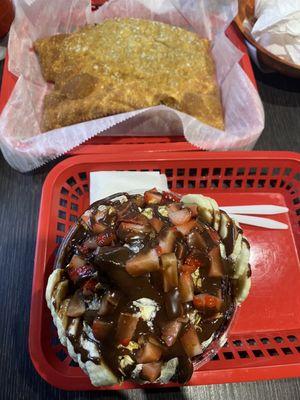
[29,150,300,390]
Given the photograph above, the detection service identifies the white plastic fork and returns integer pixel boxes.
[228,214,288,230]
[221,205,288,215]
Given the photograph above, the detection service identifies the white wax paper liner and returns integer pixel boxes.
[0,0,265,172]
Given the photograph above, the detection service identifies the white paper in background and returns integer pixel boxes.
[89,171,168,204]
[251,0,300,65]
[0,0,264,172]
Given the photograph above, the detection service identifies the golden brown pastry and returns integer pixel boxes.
[34,18,224,131]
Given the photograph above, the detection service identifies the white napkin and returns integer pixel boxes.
[90,171,168,204]
[251,0,300,65]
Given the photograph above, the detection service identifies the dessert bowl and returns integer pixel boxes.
[46,189,251,386]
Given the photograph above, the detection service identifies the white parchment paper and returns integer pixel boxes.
[0,0,264,172]
[251,0,300,65]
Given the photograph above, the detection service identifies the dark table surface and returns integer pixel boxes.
[0,44,300,400]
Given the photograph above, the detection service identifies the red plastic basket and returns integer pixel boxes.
[30,150,300,390]
[0,23,256,154]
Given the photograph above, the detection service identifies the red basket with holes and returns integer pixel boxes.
[30,150,300,390]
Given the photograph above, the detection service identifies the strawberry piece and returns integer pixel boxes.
[144,188,162,204]
[206,226,221,244]
[168,208,191,226]
[68,262,96,285]
[96,229,116,246]
[161,253,178,293]
[181,253,205,274]
[176,219,197,236]
[149,217,164,233]
[92,221,108,234]
[69,254,86,269]
[136,341,162,364]
[180,324,202,357]
[115,313,139,344]
[78,237,98,255]
[175,241,188,260]
[161,320,182,347]
[125,248,160,276]
[66,290,86,317]
[82,278,98,297]
[178,272,194,302]
[92,318,113,340]
[187,230,208,251]
[208,246,224,277]
[98,290,121,316]
[158,228,177,254]
[193,294,223,312]
[120,337,131,347]
[78,244,90,256]
[167,202,181,212]
[161,191,181,203]
[141,362,162,382]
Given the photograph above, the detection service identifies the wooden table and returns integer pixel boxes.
[0,56,300,399]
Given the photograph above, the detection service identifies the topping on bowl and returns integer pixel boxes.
[46,190,251,386]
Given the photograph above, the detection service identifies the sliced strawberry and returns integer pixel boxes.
[167,202,181,212]
[161,320,182,347]
[125,248,160,276]
[119,213,149,225]
[176,219,197,236]
[68,263,96,284]
[178,272,194,303]
[193,294,223,312]
[158,227,177,254]
[117,213,152,241]
[208,226,221,242]
[136,340,162,364]
[187,230,208,250]
[144,188,162,205]
[115,313,139,344]
[78,236,98,255]
[82,278,98,297]
[69,254,86,269]
[165,287,183,319]
[184,204,198,217]
[149,217,164,233]
[161,252,178,292]
[175,241,188,260]
[168,208,191,226]
[120,337,131,347]
[77,244,90,256]
[180,324,202,357]
[66,290,86,317]
[96,229,116,246]
[141,362,162,382]
[92,318,113,340]
[98,290,121,316]
[92,221,108,234]
[117,200,139,220]
[208,246,224,277]
[181,252,205,274]
[161,191,181,203]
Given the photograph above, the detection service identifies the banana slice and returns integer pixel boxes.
[235,266,251,304]
[233,239,250,279]
[182,194,215,224]
[45,269,63,308]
